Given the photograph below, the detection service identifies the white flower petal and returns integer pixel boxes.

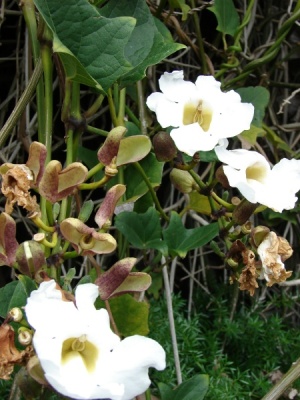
[170,125,219,155]
[146,70,254,155]
[25,281,166,400]
[146,93,183,127]
[159,70,197,102]
[216,144,300,211]
[109,335,166,400]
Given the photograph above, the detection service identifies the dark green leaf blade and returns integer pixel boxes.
[0,277,36,318]
[115,207,167,254]
[236,86,270,127]
[209,0,239,36]
[100,0,185,85]
[34,0,135,91]
[163,212,219,258]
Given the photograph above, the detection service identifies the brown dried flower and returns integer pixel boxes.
[238,249,259,296]
[257,232,293,286]
[0,323,33,380]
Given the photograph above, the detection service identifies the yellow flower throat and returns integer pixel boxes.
[61,335,99,372]
[183,101,212,131]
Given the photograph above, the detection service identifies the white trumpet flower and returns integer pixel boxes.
[146,70,254,156]
[215,139,300,212]
[25,280,166,400]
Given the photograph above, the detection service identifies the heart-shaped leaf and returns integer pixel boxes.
[100,0,185,85]
[34,0,135,92]
[209,0,239,36]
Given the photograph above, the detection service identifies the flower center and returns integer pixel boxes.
[61,335,99,373]
[79,234,95,250]
[182,101,213,131]
[246,162,268,183]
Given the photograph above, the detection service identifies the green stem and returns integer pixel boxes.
[0,59,43,148]
[40,23,53,162]
[261,358,300,400]
[117,87,126,126]
[125,105,141,128]
[86,125,109,137]
[107,88,118,126]
[133,162,169,221]
[211,191,234,211]
[136,80,147,135]
[79,175,110,190]
[86,163,105,180]
[84,94,104,118]
[188,169,206,190]
[190,0,207,74]
[21,0,45,138]
[59,81,81,223]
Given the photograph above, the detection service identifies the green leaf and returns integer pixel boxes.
[209,0,239,36]
[115,207,167,254]
[34,0,135,92]
[239,124,266,146]
[109,152,164,203]
[173,375,209,400]
[158,382,174,400]
[109,294,149,336]
[0,277,36,318]
[159,375,209,400]
[100,0,185,85]
[236,86,270,127]
[163,212,219,258]
[188,192,212,215]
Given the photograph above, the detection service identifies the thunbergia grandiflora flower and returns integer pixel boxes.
[215,139,300,212]
[25,280,166,400]
[146,70,254,156]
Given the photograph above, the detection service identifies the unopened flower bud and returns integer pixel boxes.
[233,199,257,225]
[153,131,177,161]
[170,169,198,193]
[9,307,23,322]
[18,329,32,346]
[215,166,230,189]
[16,241,46,277]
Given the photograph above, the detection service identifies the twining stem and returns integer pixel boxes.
[105,300,121,337]
[40,23,53,162]
[133,161,169,221]
[84,94,104,119]
[136,80,147,135]
[117,87,126,126]
[210,191,235,211]
[0,59,43,148]
[188,169,206,190]
[107,88,118,126]
[190,0,208,74]
[21,0,45,137]
[261,358,300,400]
